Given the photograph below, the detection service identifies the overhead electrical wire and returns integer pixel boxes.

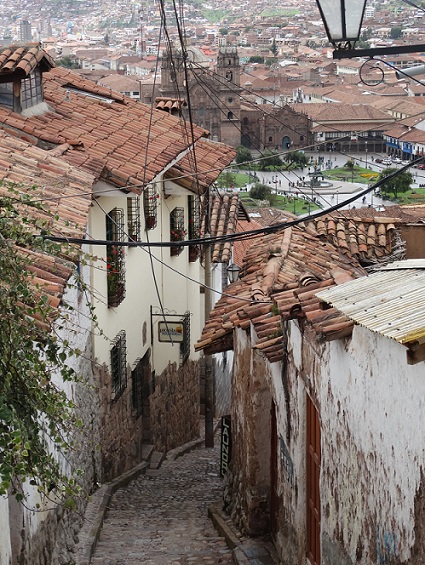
[43,160,419,249]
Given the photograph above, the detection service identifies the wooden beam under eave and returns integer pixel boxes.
[407,344,425,365]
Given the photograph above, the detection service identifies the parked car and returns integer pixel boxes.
[416,164,425,170]
[401,160,410,166]
[383,158,392,165]
[392,157,402,164]
[375,158,383,163]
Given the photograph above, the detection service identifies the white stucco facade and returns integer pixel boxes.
[88,177,204,378]
[282,320,425,564]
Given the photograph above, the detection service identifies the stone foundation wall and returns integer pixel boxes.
[223,329,272,536]
[149,360,200,453]
[96,361,144,483]
[12,333,101,565]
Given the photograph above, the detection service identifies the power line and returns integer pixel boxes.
[43,160,418,249]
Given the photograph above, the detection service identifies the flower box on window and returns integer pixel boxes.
[188,245,200,262]
[170,207,185,257]
[144,185,158,230]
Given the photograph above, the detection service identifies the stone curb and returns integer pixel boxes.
[74,460,149,565]
[208,503,241,550]
[208,503,279,565]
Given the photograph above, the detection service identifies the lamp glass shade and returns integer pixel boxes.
[316,0,367,44]
[227,263,240,283]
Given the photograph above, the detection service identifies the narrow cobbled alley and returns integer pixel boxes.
[90,439,233,565]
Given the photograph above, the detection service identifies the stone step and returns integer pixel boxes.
[149,450,164,469]
[141,443,154,461]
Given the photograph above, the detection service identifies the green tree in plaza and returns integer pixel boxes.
[235,145,253,165]
[285,150,308,167]
[0,184,89,507]
[249,182,272,201]
[258,150,283,171]
[378,168,413,198]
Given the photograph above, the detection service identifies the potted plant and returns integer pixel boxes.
[107,246,125,306]
[170,226,186,256]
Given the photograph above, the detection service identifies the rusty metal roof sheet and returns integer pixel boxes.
[316,262,425,345]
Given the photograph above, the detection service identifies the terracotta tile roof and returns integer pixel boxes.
[300,213,399,262]
[195,226,366,359]
[291,103,393,123]
[311,122,389,132]
[0,43,55,76]
[0,129,93,315]
[233,218,263,266]
[155,97,187,112]
[165,139,236,194]
[205,193,250,264]
[0,65,209,192]
[98,73,143,92]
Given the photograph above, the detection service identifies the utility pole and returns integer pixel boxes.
[204,237,214,447]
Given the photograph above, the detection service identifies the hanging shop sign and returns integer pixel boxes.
[220,415,232,477]
[158,320,185,343]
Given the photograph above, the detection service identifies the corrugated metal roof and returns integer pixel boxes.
[316,266,425,345]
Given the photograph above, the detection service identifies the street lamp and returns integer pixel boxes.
[227,263,240,283]
[315,0,366,50]
[315,0,425,59]
[365,141,368,170]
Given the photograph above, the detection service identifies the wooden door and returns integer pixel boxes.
[306,395,321,565]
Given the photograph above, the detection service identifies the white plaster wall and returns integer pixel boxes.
[318,325,425,563]
[0,497,11,564]
[89,182,203,378]
[270,322,308,562]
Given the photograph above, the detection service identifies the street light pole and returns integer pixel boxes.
[365,141,368,170]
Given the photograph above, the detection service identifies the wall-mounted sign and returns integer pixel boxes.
[220,415,231,477]
[158,320,184,343]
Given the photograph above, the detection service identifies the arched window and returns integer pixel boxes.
[243,117,249,126]
[268,136,273,142]
[226,71,233,81]
[227,111,234,120]
[228,97,233,103]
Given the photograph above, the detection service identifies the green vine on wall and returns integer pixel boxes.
[0,183,92,509]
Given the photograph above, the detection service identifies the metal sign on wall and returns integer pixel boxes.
[220,415,231,477]
[158,320,184,343]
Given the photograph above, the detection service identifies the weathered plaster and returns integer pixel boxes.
[316,325,425,564]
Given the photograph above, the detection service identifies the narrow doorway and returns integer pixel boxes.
[306,395,321,565]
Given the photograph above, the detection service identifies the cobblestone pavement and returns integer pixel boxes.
[91,441,234,565]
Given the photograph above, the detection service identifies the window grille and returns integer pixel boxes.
[170,207,185,257]
[21,69,43,110]
[0,82,13,109]
[143,184,158,230]
[127,197,141,241]
[110,330,127,399]
[180,312,191,364]
[106,208,126,307]
[188,196,201,262]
